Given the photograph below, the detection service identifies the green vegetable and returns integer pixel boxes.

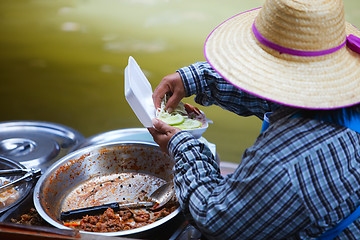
[156,95,202,129]
[157,113,184,126]
[176,118,202,130]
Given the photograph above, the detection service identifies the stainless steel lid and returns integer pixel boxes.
[76,128,155,149]
[0,121,84,171]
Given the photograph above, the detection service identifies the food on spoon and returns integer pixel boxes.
[156,96,206,129]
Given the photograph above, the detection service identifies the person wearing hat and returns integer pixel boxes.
[148,0,360,239]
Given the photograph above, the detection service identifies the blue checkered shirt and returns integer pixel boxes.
[168,61,360,239]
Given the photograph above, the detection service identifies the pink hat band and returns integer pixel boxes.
[252,21,360,57]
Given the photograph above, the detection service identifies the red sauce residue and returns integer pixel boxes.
[98,148,109,155]
[42,144,176,225]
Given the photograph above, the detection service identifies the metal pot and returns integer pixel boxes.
[33,141,181,238]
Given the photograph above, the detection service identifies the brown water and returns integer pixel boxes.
[1,0,360,164]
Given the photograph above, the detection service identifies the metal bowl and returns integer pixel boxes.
[0,156,34,214]
[33,141,180,237]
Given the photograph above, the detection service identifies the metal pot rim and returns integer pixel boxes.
[33,140,180,237]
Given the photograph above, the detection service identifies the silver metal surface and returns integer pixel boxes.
[0,121,85,171]
[76,128,155,149]
[34,141,180,237]
[0,156,34,214]
[77,127,220,163]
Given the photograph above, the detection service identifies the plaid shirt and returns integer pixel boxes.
[168,61,360,239]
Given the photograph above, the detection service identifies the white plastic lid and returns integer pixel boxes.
[124,56,155,128]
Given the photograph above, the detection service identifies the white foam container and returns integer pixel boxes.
[125,56,155,128]
[124,56,210,138]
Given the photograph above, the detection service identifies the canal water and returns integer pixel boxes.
[1,0,360,164]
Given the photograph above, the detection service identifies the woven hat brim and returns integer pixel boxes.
[204,9,360,109]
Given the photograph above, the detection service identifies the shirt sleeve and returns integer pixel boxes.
[172,62,310,239]
[177,61,279,119]
[168,131,309,240]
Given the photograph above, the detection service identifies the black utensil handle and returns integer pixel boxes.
[60,202,119,221]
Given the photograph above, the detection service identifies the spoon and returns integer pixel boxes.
[148,181,175,210]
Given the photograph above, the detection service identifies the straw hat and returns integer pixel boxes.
[204,0,360,109]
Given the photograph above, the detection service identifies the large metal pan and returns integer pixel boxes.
[33,141,181,238]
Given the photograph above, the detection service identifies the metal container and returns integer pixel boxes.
[33,141,181,238]
[77,127,219,163]
[76,128,155,149]
[0,157,34,214]
[0,121,85,172]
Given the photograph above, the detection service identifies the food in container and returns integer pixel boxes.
[0,157,34,214]
[34,141,181,238]
[62,202,178,233]
[124,56,211,138]
[0,180,20,208]
[156,95,207,130]
[59,171,179,232]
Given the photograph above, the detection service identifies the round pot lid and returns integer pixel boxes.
[0,121,84,171]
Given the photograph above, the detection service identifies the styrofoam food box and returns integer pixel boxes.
[124,56,210,138]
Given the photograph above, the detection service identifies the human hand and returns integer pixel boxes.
[148,118,181,153]
[153,72,186,113]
